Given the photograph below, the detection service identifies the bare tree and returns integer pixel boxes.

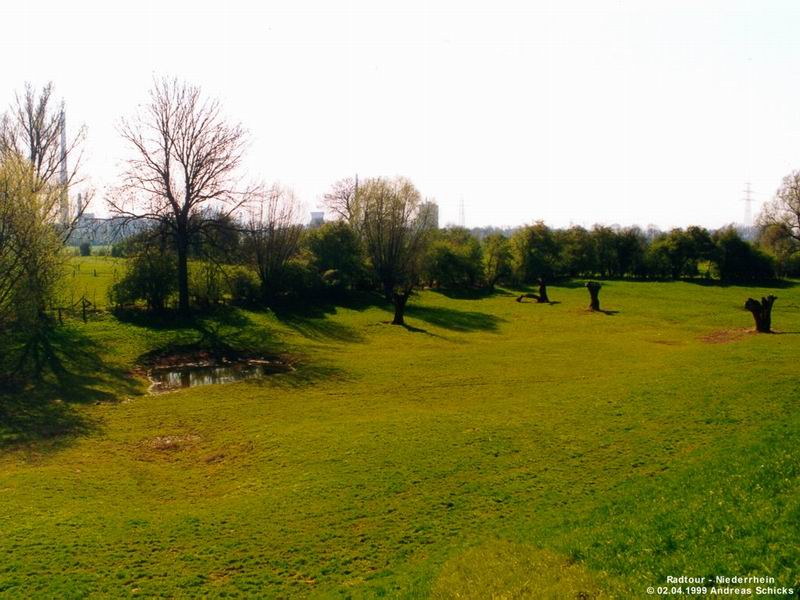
[0,82,85,187]
[243,184,304,301]
[110,77,252,314]
[760,171,800,244]
[361,176,433,325]
[0,82,90,233]
[321,177,362,226]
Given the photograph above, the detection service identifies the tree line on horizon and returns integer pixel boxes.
[2,77,800,343]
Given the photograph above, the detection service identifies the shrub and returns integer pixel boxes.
[228,268,261,305]
[79,241,91,257]
[190,262,225,308]
[425,228,484,289]
[109,250,177,312]
[306,222,364,288]
[712,227,776,281]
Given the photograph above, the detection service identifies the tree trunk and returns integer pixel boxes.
[176,235,190,316]
[745,295,777,333]
[392,292,409,325]
[586,281,602,311]
[537,279,549,303]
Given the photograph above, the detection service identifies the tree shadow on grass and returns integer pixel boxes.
[683,278,797,289]
[0,325,142,451]
[247,361,350,391]
[114,304,254,332]
[136,309,289,366]
[431,287,515,300]
[404,305,505,332]
[592,309,620,316]
[270,292,384,343]
[272,308,365,343]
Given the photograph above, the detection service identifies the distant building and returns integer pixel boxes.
[309,211,325,227]
[67,215,148,246]
[419,200,439,230]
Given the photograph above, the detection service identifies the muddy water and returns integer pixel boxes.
[148,360,292,392]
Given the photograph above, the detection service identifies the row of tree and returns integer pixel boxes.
[110,207,780,317]
[3,78,800,334]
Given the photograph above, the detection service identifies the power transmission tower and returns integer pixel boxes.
[458,197,465,227]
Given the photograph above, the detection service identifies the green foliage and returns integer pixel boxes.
[555,226,596,277]
[482,233,512,288]
[712,226,775,281]
[227,267,261,305]
[79,241,91,257]
[108,248,177,312]
[759,223,800,277]
[360,176,432,305]
[614,226,648,277]
[0,156,65,327]
[511,221,560,283]
[648,226,715,279]
[425,228,484,289]
[189,261,225,309]
[279,257,323,298]
[305,221,364,288]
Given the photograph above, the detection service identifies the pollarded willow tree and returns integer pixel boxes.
[110,77,253,315]
[360,176,434,325]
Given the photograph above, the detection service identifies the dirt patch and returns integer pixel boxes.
[141,433,201,452]
[700,328,753,344]
[648,339,683,346]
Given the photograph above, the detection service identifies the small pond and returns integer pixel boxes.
[148,359,293,392]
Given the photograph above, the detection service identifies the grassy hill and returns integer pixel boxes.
[1,260,798,598]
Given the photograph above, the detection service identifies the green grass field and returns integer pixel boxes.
[1,258,798,598]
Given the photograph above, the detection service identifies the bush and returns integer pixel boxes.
[510,222,559,284]
[712,227,776,281]
[190,262,225,308]
[482,234,512,288]
[228,268,261,305]
[306,222,364,288]
[425,228,484,289]
[79,241,91,256]
[109,250,177,312]
[279,258,323,298]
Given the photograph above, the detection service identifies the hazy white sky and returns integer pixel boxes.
[3,0,800,228]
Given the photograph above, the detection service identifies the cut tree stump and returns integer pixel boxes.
[586,281,602,311]
[537,279,550,303]
[744,295,777,333]
[516,280,551,304]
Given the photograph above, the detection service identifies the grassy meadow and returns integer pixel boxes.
[1,257,798,598]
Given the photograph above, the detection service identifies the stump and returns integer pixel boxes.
[392,291,410,325]
[585,281,602,311]
[537,279,549,304]
[744,295,777,333]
